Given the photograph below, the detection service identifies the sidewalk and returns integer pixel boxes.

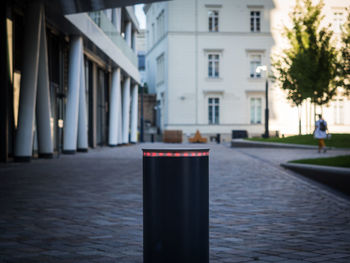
[1,143,350,262]
[232,138,323,149]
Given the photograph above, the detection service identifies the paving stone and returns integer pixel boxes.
[0,143,349,262]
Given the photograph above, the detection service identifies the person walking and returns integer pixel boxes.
[314,114,328,153]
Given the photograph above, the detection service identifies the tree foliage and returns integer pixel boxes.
[341,9,350,94]
[272,0,342,107]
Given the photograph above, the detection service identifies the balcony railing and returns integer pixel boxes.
[88,11,138,67]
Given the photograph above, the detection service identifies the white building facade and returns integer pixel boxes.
[145,0,350,140]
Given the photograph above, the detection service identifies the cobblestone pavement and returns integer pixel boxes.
[0,143,350,262]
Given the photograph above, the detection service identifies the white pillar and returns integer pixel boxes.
[63,36,82,153]
[114,8,122,33]
[122,77,130,144]
[117,82,123,144]
[14,3,42,161]
[126,21,132,47]
[130,84,138,143]
[36,8,53,158]
[108,68,121,146]
[132,31,136,52]
[77,54,88,151]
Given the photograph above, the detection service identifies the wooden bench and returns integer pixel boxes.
[163,130,183,143]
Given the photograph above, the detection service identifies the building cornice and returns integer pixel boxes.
[245,90,265,94]
[247,5,264,9]
[205,4,222,9]
[65,13,141,83]
[202,89,225,95]
[167,31,272,37]
[165,123,264,127]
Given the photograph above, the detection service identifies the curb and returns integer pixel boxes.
[281,162,350,195]
[231,139,319,149]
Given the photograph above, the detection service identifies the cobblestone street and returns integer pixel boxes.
[1,143,350,262]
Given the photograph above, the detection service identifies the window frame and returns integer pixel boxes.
[208,10,219,32]
[156,10,165,40]
[333,97,344,125]
[249,54,262,78]
[208,53,220,79]
[156,53,165,85]
[333,11,345,33]
[250,10,261,32]
[250,97,262,124]
[151,23,155,44]
[138,52,145,71]
[208,97,220,125]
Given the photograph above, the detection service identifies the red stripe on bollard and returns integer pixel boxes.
[143,151,209,157]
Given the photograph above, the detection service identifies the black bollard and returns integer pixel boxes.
[143,148,209,263]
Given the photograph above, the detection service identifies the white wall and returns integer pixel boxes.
[145,2,169,127]
[146,0,350,137]
[167,34,196,125]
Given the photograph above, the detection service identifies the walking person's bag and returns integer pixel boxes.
[319,120,326,131]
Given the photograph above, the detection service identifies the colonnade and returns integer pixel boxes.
[62,37,139,151]
[108,68,139,146]
[14,2,139,161]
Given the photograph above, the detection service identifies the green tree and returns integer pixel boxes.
[340,9,350,94]
[272,0,342,134]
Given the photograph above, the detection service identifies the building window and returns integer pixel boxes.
[156,10,165,40]
[333,98,344,124]
[208,98,220,124]
[156,54,165,85]
[208,54,220,78]
[250,54,262,78]
[250,98,262,124]
[250,11,260,32]
[138,53,145,71]
[152,23,155,44]
[208,10,219,32]
[333,11,344,33]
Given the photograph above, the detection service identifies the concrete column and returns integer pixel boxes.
[77,54,88,151]
[89,63,97,148]
[114,8,122,33]
[1,0,9,162]
[63,36,82,153]
[126,21,132,47]
[111,9,117,27]
[117,79,123,144]
[130,84,138,143]
[36,8,53,158]
[14,3,42,161]
[132,30,137,52]
[108,68,121,146]
[122,77,130,144]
